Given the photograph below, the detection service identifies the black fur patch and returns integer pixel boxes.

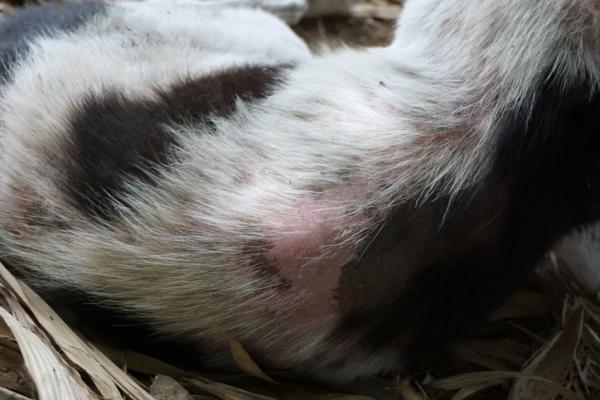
[0,2,106,81]
[335,72,600,366]
[63,66,286,220]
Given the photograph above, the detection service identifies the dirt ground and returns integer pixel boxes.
[295,0,400,48]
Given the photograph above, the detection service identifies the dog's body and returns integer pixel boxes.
[0,0,599,381]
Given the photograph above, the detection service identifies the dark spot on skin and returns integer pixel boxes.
[0,1,107,82]
[62,66,288,220]
[23,201,70,230]
[243,239,292,290]
[334,71,600,367]
[3,185,71,236]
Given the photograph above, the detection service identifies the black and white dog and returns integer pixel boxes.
[0,0,598,381]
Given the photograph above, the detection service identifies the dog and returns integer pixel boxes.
[0,0,598,381]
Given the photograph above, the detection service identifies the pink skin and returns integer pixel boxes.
[263,187,365,326]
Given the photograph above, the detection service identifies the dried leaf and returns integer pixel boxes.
[509,307,584,400]
[431,371,520,391]
[0,261,153,400]
[0,386,34,400]
[0,307,93,400]
[450,380,507,400]
[98,345,187,378]
[395,379,425,400]
[222,332,276,384]
[431,371,582,400]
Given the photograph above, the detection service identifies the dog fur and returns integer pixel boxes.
[0,0,599,381]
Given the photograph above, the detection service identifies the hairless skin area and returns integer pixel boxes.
[0,0,599,382]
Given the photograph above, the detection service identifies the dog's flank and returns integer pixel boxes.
[63,66,286,220]
[0,0,599,382]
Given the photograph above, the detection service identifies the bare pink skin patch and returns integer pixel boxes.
[261,187,366,326]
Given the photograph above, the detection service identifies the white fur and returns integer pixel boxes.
[556,224,600,296]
